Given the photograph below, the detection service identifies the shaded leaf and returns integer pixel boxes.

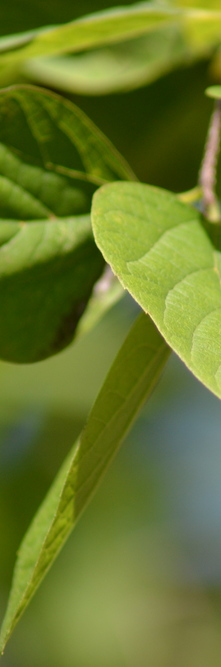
[0,213,104,363]
[0,86,135,363]
[0,85,134,181]
[92,181,221,399]
[0,311,170,653]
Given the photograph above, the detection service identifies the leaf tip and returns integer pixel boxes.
[205,85,221,100]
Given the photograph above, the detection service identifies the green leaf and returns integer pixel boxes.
[0,4,181,65]
[0,85,134,181]
[0,3,220,71]
[0,212,105,364]
[92,181,221,400]
[0,28,42,54]
[0,311,169,654]
[170,0,221,48]
[171,0,221,10]
[205,85,221,99]
[0,85,135,363]
[21,27,191,96]
[0,4,220,92]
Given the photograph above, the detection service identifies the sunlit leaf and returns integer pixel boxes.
[0,311,170,653]
[92,181,221,400]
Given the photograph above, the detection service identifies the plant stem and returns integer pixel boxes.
[199,99,221,222]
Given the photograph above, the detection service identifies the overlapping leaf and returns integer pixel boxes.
[92,181,221,399]
[0,86,134,363]
[0,311,170,653]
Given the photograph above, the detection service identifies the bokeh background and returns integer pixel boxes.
[1,1,221,665]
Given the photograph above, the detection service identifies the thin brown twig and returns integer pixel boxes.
[199,99,221,221]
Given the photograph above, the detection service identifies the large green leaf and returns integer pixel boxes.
[92,181,221,400]
[0,311,170,654]
[0,86,135,363]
